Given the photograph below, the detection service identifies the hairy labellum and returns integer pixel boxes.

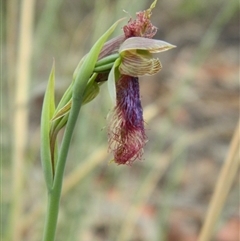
[108,75,147,165]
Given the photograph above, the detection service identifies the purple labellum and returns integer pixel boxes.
[108,75,147,165]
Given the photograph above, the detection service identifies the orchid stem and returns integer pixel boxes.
[42,91,84,241]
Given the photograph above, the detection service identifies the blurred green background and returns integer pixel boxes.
[2,0,239,240]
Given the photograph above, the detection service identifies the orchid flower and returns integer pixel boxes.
[49,0,175,166]
[93,0,176,165]
[102,2,175,165]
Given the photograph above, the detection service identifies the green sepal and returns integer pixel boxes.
[108,57,121,105]
[82,73,100,104]
[95,53,119,66]
[50,82,73,136]
[51,73,99,123]
[94,53,120,72]
[72,56,86,82]
[52,99,72,122]
[40,62,56,189]
[54,81,73,116]
[94,62,114,73]
[73,18,125,99]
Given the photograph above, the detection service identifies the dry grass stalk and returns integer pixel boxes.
[10,0,35,240]
[198,120,240,241]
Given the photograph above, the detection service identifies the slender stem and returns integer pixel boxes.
[42,93,83,241]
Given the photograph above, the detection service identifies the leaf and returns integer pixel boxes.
[40,62,55,189]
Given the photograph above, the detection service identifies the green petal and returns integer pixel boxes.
[119,37,176,54]
[119,51,162,76]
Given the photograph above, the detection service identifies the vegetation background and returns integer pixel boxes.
[2,0,239,240]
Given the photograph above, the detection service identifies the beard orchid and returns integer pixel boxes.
[104,2,176,164]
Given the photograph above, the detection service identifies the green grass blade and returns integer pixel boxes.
[40,62,56,189]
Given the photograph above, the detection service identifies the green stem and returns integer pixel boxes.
[42,90,84,241]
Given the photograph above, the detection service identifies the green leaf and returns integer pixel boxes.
[40,62,55,189]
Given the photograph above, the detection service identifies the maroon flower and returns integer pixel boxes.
[106,1,175,165]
